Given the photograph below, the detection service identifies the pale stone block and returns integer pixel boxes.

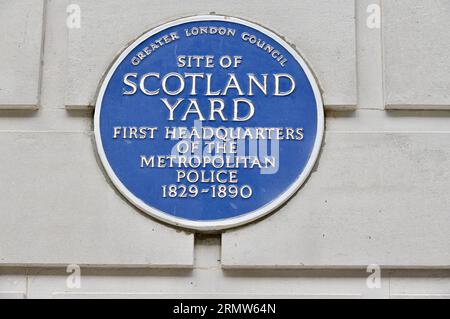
[222,132,450,268]
[64,0,356,109]
[0,132,194,267]
[383,0,450,109]
[0,292,26,299]
[52,292,363,299]
[390,271,450,299]
[25,268,384,298]
[390,294,450,299]
[0,0,44,109]
[0,274,27,299]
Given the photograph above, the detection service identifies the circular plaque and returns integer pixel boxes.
[94,15,324,231]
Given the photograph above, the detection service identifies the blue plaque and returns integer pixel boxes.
[94,15,324,231]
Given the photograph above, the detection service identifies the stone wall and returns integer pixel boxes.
[0,0,449,298]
